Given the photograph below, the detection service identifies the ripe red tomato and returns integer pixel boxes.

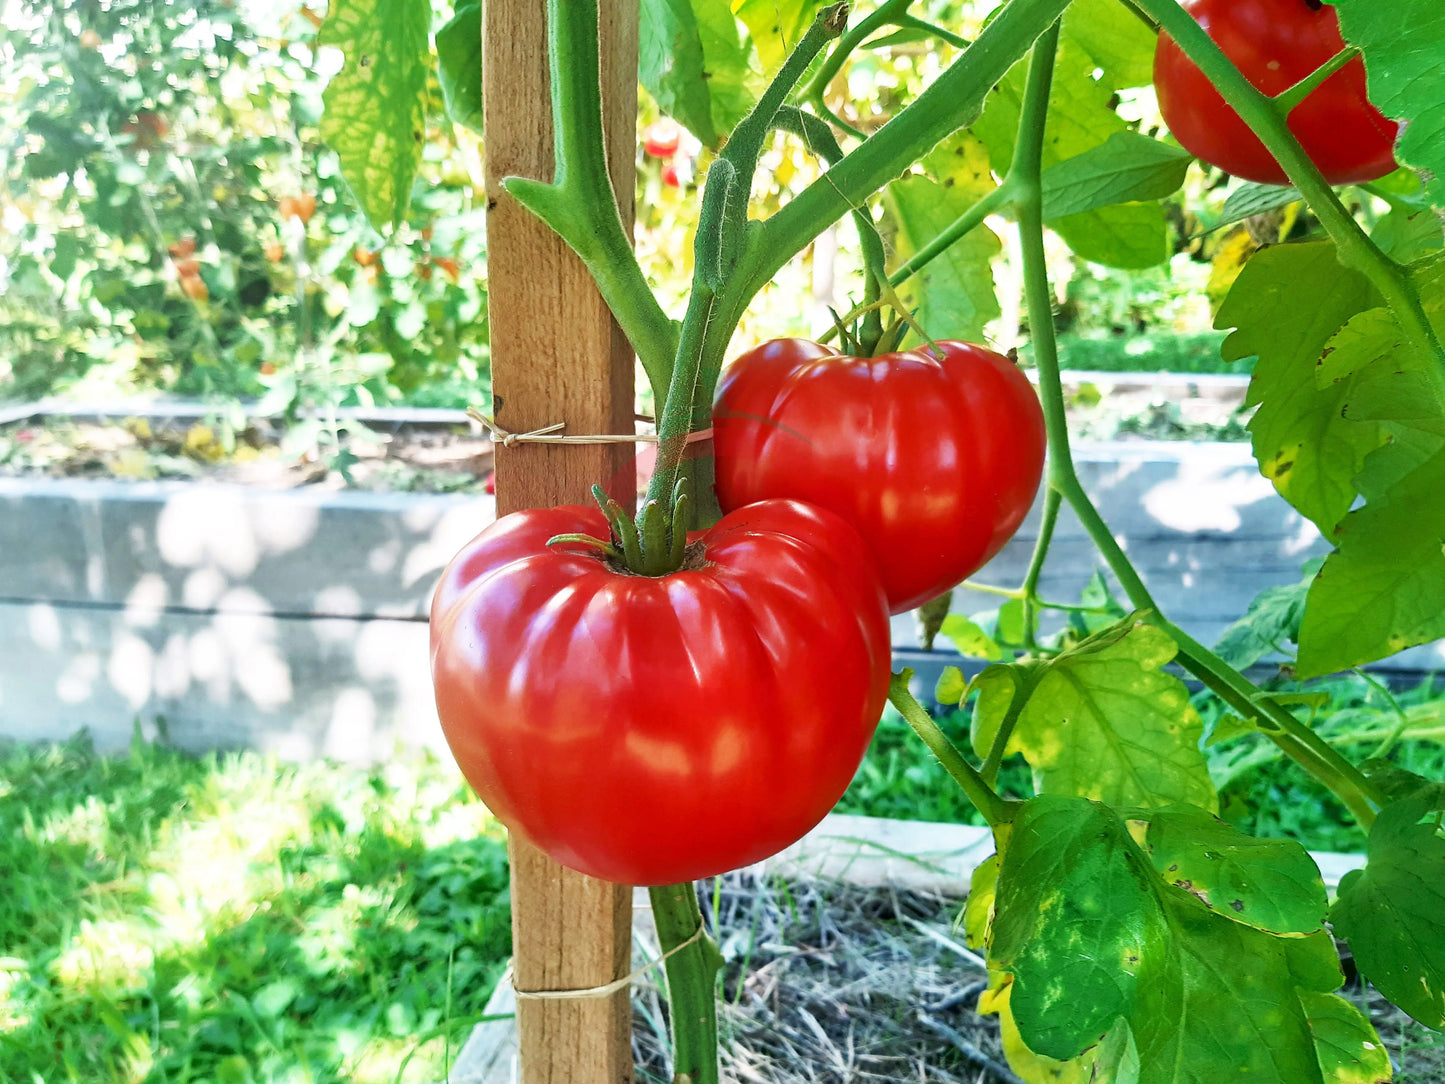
[430,498,891,885]
[661,160,686,188]
[643,119,682,159]
[713,339,1046,614]
[1154,0,1397,185]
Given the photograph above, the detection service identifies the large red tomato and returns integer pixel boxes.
[713,339,1046,614]
[430,498,891,886]
[1154,0,1397,185]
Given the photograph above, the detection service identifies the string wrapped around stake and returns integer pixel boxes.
[468,408,660,447]
[504,923,706,1001]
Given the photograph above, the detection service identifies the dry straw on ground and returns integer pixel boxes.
[628,871,1445,1084]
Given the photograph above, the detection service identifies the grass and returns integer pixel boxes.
[840,673,1445,855]
[0,729,510,1084]
[1019,330,1243,375]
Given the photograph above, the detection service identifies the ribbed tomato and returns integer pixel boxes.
[712,339,1046,614]
[429,498,891,885]
[1154,0,1397,185]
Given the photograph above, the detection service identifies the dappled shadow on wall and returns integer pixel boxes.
[0,477,494,757]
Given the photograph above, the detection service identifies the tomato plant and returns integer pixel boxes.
[324,0,1445,1079]
[1154,0,1398,185]
[713,338,1046,613]
[429,498,891,886]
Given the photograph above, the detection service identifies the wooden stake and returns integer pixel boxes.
[484,2,638,1080]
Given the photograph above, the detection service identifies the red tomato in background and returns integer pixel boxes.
[1153,0,1397,185]
[430,498,891,885]
[661,160,686,188]
[643,119,682,159]
[713,339,1046,614]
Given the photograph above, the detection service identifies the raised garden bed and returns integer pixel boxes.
[2,387,1440,756]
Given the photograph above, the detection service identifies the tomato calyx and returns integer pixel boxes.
[548,480,694,577]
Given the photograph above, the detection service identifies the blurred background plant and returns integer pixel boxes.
[0,0,490,438]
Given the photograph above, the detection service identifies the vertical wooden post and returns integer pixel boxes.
[484,2,638,1081]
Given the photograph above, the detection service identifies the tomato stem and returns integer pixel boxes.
[890,671,1013,827]
[1018,486,1062,652]
[744,0,1074,322]
[980,664,1042,787]
[649,882,724,1084]
[1272,45,1361,115]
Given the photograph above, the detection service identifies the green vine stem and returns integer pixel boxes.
[1274,45,1360,113]
[1130,0,1445,401]
[980,664,1042,787]
[650,881,725,1084]
[501,0,677,408]
[796,0,912,118]
[1008,18,1385,828]
[643,5,848,518]
[890,671,1013,826]
[1018,486,1062,652]
[746,0,1072,305]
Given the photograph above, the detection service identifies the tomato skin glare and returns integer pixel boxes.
[429,498,891,886]
[713,338,1047,614]
[1153,0,1398,186]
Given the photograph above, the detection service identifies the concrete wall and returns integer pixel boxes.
[2,440,1439,754]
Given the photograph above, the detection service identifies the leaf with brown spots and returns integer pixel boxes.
[1142,805,1329,935]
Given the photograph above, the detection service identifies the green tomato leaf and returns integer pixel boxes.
[964,853,999,951]
[1060,0,1156,89]
[1052,202,1172,270]
[1297,991,1395,1084]
[990,795,1163,1061]
[1004,622,1217,811]
[1129,894,1331,1084]
[1295,265,1445,674]
[1216,242,1380,536]
[436,1,482,133]
[1211,564,1316,670]
[1142,805,1329,934]
[935,664,968,706]
[732,0,827,77]
[1041,132,1193,220]
[970,663,1023,760]
[1329,783,1445,1028]
[886,172,1001,344]
[989,796,1336,1080]
[940,613,1002,661]
[1329,0,1445,209]
[1216,183,1303,230]
[640,0,757,149]
[318,0,431,230]
[1371,206,1445,264]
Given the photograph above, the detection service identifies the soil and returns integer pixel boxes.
[629,872,1445,1084]
[0,412,495,493]
[0,377,1252,495]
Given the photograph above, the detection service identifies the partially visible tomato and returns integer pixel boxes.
[279,193,317,223]
[172,256,201,278]
[643,119,682,159]
[168,237,196,259]
[713,339,1046,614]
[661,160,685,188]
[1154,0,1397,185]
[430,498,891,885]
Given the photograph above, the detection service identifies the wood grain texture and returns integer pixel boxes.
[483,2,638,1080]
